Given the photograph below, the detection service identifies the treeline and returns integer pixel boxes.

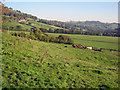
[11,32,27,37]
[38,27,119,37]
[11,28,74,44]
[2,4,37,22]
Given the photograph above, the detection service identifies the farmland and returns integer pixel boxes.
[2,32,119,88]
[47,33,119,50]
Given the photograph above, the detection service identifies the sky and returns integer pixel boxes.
[3,0,120,2]
[3,1,118,23]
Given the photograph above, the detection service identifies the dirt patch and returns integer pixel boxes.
[104,43,116,46]
[107,53,120,57]
[76,38,115,44]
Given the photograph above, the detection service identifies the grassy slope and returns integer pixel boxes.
[47,33,119,50]
[27,21,63,30]
[5,20,64,31]
[5,22,33,30]
[2,32,118,88]
[4,21,30,30]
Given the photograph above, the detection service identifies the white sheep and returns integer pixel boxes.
[86,47,92,50]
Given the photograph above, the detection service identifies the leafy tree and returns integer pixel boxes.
[58,35,73,44]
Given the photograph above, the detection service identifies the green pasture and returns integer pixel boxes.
[2,32,119,88]
[27,21,63,30]
[47,33,119,50]
[5,22,19,27]
[5,22,32,30]
[5,21,64,31]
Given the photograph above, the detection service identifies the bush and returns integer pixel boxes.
[15,25,22,31]
[58,35,73,44]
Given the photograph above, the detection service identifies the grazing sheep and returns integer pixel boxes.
[87,47,93,50]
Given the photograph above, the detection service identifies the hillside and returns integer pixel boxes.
[1,3,119,89]
[2,4,64,32]
[2,32,118,88]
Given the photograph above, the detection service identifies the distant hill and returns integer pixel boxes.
[1,4,119,37]
[38,19,118,32]
[66,21,117,31]
[37,19,119,36]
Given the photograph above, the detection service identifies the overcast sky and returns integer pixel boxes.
[4,1,118,23]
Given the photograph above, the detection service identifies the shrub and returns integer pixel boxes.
[15,25,22,31]
[58,35,73,44]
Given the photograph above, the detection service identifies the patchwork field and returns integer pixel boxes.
[1,32,119,88]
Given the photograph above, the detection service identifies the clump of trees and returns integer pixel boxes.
[11,27,74,44]
[29,27,74,44]
[58,35,74,44]
[11,32,28,37]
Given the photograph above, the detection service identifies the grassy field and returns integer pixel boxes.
[47,33,119,50]
[5,22,33,30]
[2,32,118,88]
[5,20,64,32]
[27,21,63,30]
